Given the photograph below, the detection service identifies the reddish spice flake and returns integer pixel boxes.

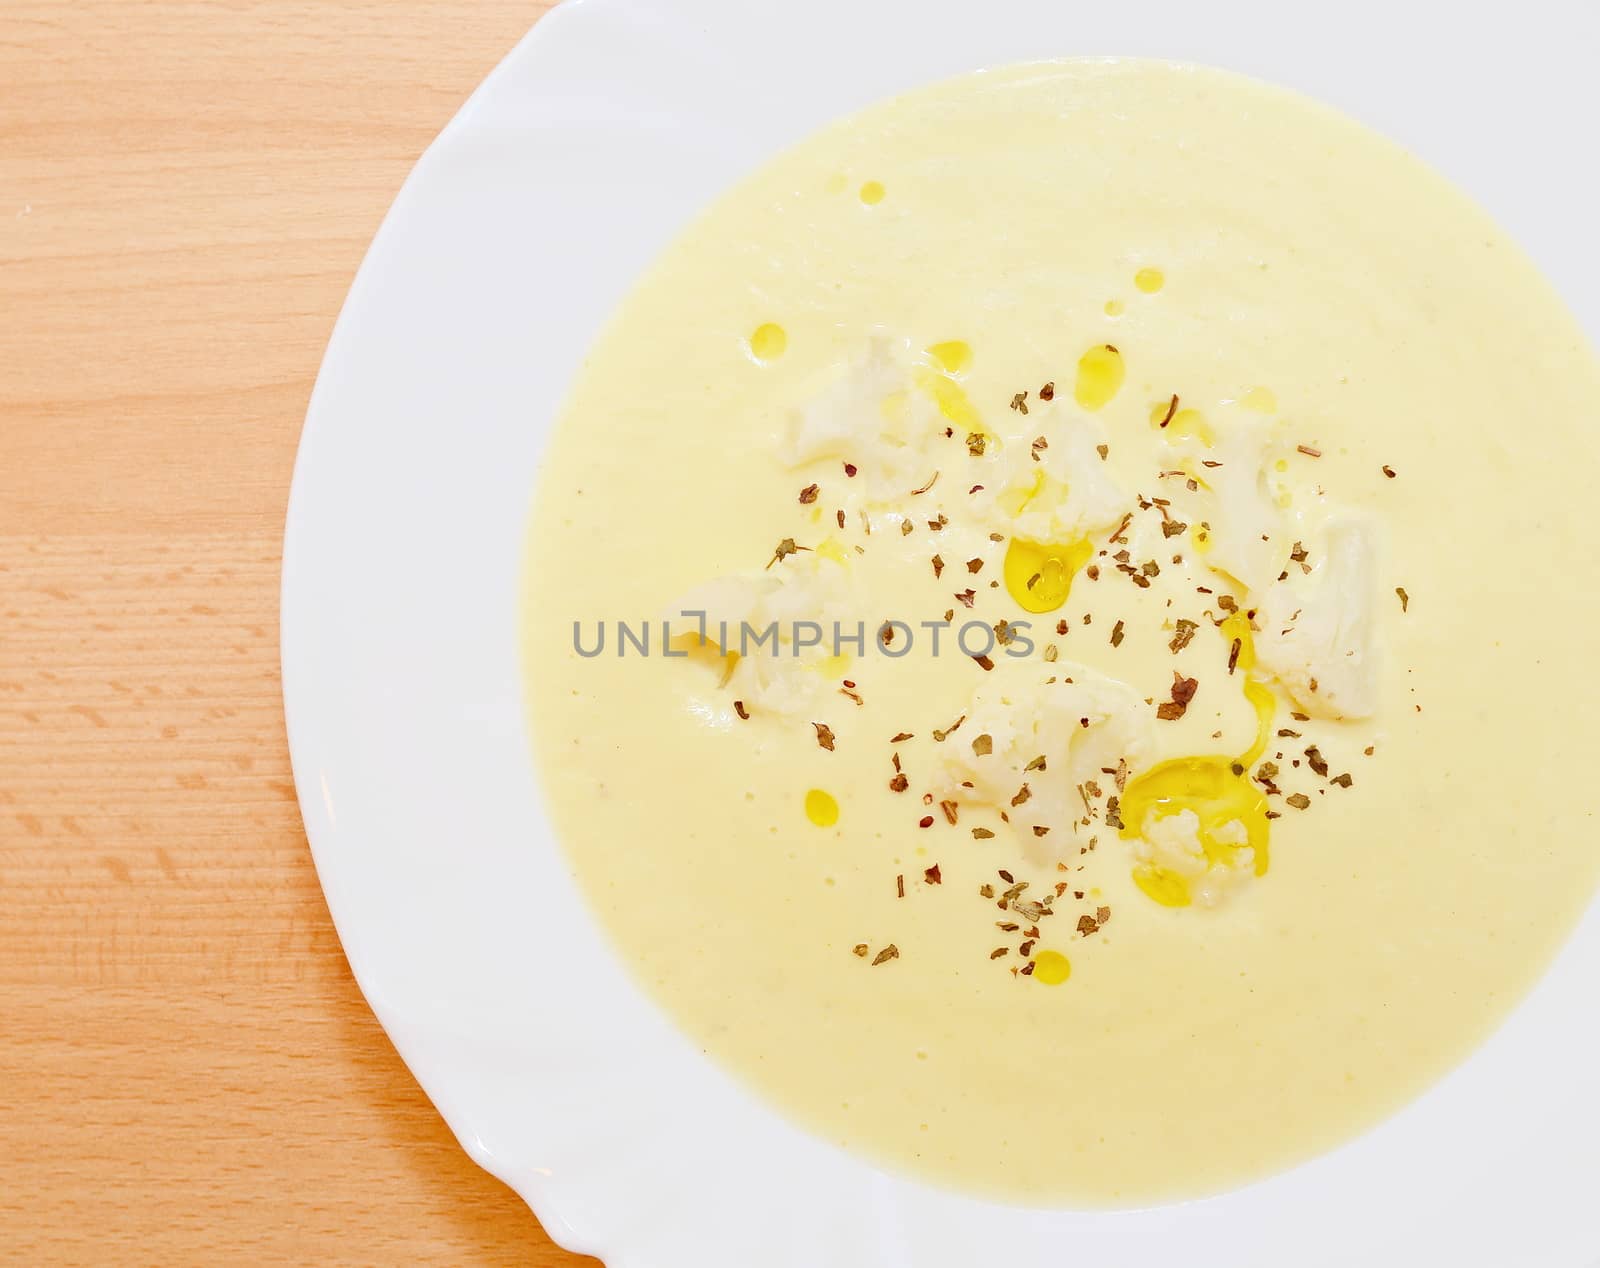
[733,700,750,720]
[890,731,913,742]
[1297,444,1322,458]
[1227,637,1242,675]
[924,864,942,884]
[932,555,945,578]
[1010,784,1032,807]
[896,874,905,898]
[966,558,984,573]
[1396,586,1410,612]
[955,589,976,608]
[1110,619,1125,648]
[1077,914,1100,936]
[812,722,836,751]
[918,815,935,828]
[1040,381,1055,401]
[844,463,858,477]
[972,827,995,840]
[1305,745,1330,778]
[853,944,869,958]
[939,800,959,825]
[1286,793,1312,810]
[835,509,846,529]
[1169,619,1199,653]
[972,654,995,671]
[1010,392,1029,415]
[1157,673,1199,721]
[1158,393,1179,428]
[798,483,820,504]
[871,944,899,966]
[1331,773,1354,788]
[889,773,909,793]
[1382,464,1397,479]
[990,947,1009,960]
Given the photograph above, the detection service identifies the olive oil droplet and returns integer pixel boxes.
[749,323,787,363]
[1033,950,1071,985]
[805,788,840,828]
[1074,344,1125,411]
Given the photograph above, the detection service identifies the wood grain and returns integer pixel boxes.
[0,4,596,1262]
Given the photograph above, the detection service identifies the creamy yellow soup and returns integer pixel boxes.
[522,60,1600,1204]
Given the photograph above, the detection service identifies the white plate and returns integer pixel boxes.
[280,1,1600,1264]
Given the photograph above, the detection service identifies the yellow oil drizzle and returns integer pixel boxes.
[818,651,853,677]
[997,471,1091,613]
[1241,385,1278,413]
[1074,344,1125,410]
[1004,537,1093,613]
[749,322,787,363]
[1120,613,1277,907]
[927,340,972,375]
[668,631,741,687]
[805,788,840,827]
[1134,266,1165,293]
[1149,399,1216,447]
[859,180,886,205]
[914,366,988,436]
[1032,950,1071,985]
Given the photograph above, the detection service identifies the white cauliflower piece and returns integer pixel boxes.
[998,412,1129,543]
[1198,427,1292,595]
[779,341,944,502]
[666,553,859,718]
[1254,515,1379,720]
[1129,809,1255,908]
[937,660,1151,863]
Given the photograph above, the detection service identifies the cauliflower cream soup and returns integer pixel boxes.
[521,60,1600,1203]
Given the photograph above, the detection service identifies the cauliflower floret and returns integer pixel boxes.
[666,552,858,717]
[1196,426,1292,596]
[780,341,946,503]
[937,660,1151,863]
[1255,515,1379,720]
[1129,809,1256,908]
[999,413,1129,543]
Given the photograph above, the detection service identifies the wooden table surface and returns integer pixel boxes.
[0,4,596,1263]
